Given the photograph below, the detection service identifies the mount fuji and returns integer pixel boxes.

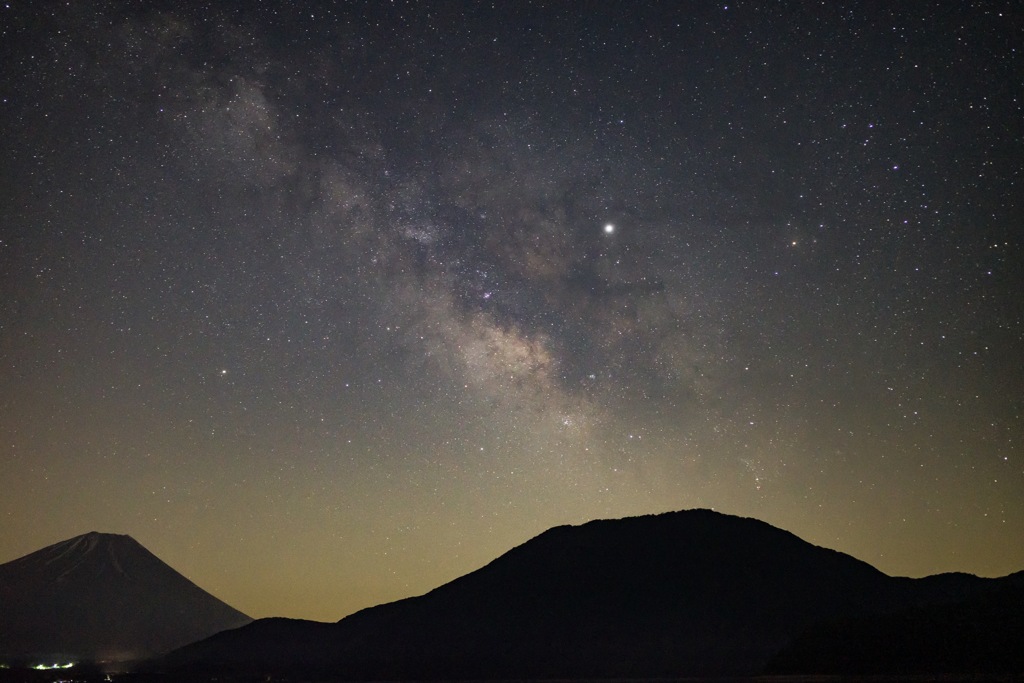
[0,532,251,663]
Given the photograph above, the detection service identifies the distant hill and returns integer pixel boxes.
[160,509,1024,679]
[0,532,252,663]
[767,569,1024,675]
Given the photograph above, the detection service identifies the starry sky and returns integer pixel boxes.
[1,1,1022,622]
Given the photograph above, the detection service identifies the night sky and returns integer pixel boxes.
[1,2,1022,622]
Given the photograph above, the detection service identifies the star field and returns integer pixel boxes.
[1,1,1021,621]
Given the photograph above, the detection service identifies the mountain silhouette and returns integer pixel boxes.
[0,532,252,663]
[160,509,1024,679]
[767,569,1024,675]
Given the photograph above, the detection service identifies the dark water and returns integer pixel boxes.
[4,671,1021,683]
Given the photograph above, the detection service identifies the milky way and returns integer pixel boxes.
[1,2,1021,620]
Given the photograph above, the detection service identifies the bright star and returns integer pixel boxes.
[604,223,615,234]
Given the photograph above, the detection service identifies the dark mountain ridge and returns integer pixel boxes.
[0,532,252,662]
[162,509,1024,679]
[768,568,1024,675]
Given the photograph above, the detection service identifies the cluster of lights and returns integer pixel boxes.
[33,662,75,670]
